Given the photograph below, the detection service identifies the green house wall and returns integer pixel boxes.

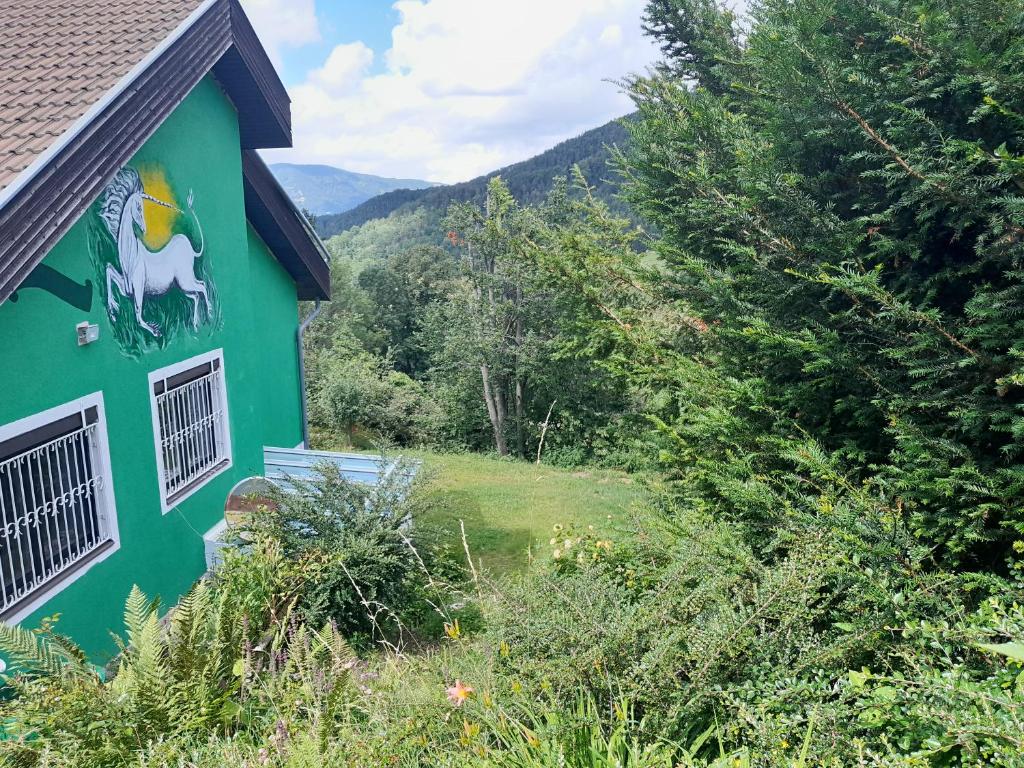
[0,75,303,661]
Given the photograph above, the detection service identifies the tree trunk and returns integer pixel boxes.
[514,377,525,458]
[480,362,508,456]
[493,370,509,451]
[513,296,525,458]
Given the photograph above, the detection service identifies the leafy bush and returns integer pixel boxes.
[314,331,445,447]
[481,502,1024,763]
[243,461,462,644]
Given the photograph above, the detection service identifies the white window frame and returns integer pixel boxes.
[0,392,120,624]
[148,349,233,514]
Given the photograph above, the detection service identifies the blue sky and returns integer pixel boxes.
[241,0,657,183]
[275,2,399,85]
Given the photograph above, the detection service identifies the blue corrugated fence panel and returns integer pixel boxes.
[262,446,419,493]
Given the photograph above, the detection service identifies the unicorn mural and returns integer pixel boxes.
[97,166,213,340]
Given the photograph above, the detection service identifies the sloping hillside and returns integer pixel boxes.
[315,117,630,239]
[270,163,436,216]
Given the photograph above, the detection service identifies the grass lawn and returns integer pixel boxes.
[308,431,643,576]
[412,452,641,577]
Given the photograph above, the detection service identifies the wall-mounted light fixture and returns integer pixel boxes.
[76,321,100,346]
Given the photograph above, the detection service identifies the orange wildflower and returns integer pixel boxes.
[446,679,474,707]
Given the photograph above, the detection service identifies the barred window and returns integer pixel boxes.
[150,350,232,511]
[0,395,118,622]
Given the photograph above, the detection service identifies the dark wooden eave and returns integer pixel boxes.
[0,0,294,305]
[242,150,330,300]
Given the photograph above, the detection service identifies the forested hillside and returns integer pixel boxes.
[269,163,436,215]
[315,117,629,239]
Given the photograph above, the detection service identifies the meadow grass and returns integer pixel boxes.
[309,431,642,576]
[414,452,640,577]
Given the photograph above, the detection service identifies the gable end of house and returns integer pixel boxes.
[0,0,328,305]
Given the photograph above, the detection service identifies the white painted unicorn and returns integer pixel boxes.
[99,167,210,337]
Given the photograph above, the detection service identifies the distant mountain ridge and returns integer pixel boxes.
[269,163,437,216]
[315,117,631,239]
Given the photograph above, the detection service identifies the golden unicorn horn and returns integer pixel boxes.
[141,193,181,212]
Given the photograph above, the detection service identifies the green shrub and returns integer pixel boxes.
[314,330,445,447]
[480,498,1024,763]
[244,462,463,645]
[841,596,1024,765]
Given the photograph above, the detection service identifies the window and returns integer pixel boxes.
[149,349,232,512]
[0,393,119,622]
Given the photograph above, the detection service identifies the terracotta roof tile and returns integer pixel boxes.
[0,0,206,193]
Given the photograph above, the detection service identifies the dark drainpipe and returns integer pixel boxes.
[297,300,322,449]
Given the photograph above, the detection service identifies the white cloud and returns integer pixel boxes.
[263,0,657,183]
[311,42,375,94]
[239,0,320,68]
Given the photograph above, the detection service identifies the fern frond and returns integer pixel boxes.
[134,611,170,686]
[122,585,151,650]
[0,622,93,680]
[168,579,213,680]
[311,623,355,671]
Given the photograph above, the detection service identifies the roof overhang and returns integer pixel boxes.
[0,0,306,305]
[243,151,330,300]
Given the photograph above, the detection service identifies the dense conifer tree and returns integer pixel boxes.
[620,0,1024,567]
